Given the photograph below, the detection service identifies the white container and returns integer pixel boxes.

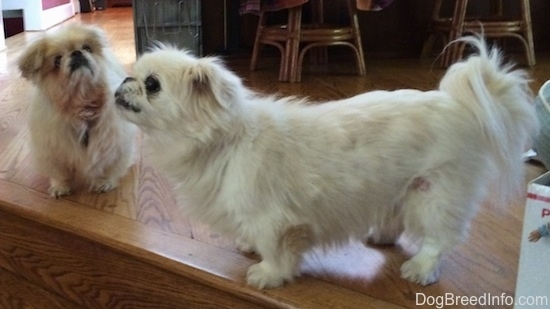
[515,172,550,308]
[533,80,550,169]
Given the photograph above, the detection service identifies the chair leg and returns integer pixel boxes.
[285,6,302,82]
[309,0,328,66]
[443,0,468,67]
[521,0,536,66]
[421,0,442,59]
[250,13,266,71]
[421,33,437,58]
[348,0,366,76]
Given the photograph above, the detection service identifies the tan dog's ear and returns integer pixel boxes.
[18,39,49,80]
[81,25,109,51]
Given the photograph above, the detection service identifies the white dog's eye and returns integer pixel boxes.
[144,75,161,94]
[82,44,92,53]
[54,55,62,68]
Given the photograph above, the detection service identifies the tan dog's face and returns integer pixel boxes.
[115,47,244,137]
[18,25,110,120]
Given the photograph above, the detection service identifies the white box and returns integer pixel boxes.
[515,172,550,308]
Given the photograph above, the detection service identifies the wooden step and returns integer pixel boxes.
[0,179,396,308]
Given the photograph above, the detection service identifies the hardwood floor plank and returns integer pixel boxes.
[135,157,193,237]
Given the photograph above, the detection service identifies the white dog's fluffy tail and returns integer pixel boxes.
[438,36,539,206]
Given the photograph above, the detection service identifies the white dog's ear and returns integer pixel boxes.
[182,57,243,133]
[186,57,242,110]
[18,39,48,80]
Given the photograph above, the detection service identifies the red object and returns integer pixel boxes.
[42,0,70,10]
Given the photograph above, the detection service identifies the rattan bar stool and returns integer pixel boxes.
[422,0,535,67]
[250,0,366,82]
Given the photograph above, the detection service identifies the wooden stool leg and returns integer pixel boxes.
[521,0,536,66]
[250,12,266,71]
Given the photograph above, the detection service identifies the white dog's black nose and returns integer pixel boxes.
[122,77,136,84]
[115,96,141,113]
[115,78,141,113]
[114,77,135,97]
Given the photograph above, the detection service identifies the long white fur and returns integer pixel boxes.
[115,37,538,288]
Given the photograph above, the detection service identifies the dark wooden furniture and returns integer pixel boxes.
[249,0,366,82]
[108,0,132,7]
[422,0,535,67]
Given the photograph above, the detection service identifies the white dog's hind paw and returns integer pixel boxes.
[94,180,117,193]
[246,262,288,289]
[400,257,441,286]
[49,184,72,198]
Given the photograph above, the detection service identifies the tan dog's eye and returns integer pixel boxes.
[82,44,92,53]
[54,56,62,68]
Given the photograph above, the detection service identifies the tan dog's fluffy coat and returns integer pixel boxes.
[19,25,136,197]
[115,37,537,288]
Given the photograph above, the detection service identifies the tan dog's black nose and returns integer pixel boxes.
[69,50,90,72]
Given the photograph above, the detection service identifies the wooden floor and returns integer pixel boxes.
[1,7,549,309]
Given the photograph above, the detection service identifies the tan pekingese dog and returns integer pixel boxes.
[19,24,136,198]
[115,37,538,289]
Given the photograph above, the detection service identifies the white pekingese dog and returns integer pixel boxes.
[114,37,538,289]
[19,24,136,198]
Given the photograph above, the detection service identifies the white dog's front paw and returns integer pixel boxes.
[49,182,72,198]
[246,262,288,289]
[400,256,441,286]
[94,179,117,193]
[366,232,399,246]
[235,237,256,253]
